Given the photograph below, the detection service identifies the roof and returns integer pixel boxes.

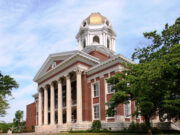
[33,50,100,82]
[85,12,107,25]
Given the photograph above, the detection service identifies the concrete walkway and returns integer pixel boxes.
[0,133,35,135]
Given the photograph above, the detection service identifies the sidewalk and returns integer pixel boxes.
[0,133,35,135]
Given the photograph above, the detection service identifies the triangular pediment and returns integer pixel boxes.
[82,45,115,56]
[33,50,100,82]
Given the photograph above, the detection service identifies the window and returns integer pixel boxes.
[107,39,110,48]
[107,83,115,94]
[83,21,86,27]
[83,39,86,48]
[94,104,100,119]
[106,20,109,26]
[93,82,99,97]
[124,102,130,117]
[93,36,100,43]
[107,105,115,118]
[52,62,56,68]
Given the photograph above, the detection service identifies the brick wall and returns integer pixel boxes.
[82,73,92,121]
[26,102,36,132]
[88,51,111,61]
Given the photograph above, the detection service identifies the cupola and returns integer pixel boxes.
[76,12,116,52]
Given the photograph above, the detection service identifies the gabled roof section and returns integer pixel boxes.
[33,50,100,82]
[34,50,77,82]
[86,54,135,75]
[82,45,115,57]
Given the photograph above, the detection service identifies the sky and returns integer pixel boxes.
[0,0,179,122]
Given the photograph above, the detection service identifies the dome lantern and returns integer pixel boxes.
[76,12,116,52]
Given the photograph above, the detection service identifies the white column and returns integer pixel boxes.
[38,89,42,126]
[113,39,116,51]
[88,34,90,45]
[50,83,55,125]
[105,34,107,47]
[103,33,105,45]
[76,70,82,123]
[89,34,92,45]
[111,38,113,50]
[44,87,48,125]
[58,80,63,124]
[66,75,72,123]
[87,34,89,46]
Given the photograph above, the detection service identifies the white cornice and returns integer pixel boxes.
[82,45,115,57]
[86,54,135,75]
[76,27,116,39]
[33,51,100,82]
[33,50,78,82]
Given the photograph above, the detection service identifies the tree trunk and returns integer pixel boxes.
[145,116,152,135]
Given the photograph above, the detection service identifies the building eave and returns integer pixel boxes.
[86,54,135,75]
[33,51,100,83]
[33,50,78,82]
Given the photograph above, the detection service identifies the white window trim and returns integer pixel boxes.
[107,83,115,94]
[124,101,131,118]
[106,105,116,119]
[104,74,116,121]
[105,76,115,95]
[91,81,100,98]
[134,102,141,119]
[93,103,100,120]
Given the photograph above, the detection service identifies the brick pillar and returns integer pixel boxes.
[100,77,106,120]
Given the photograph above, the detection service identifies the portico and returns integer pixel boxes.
[38,69,83,127]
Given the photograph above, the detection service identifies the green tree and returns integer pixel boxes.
[13,110,25,133]
[107,18,180,134]
[0,72,18,117]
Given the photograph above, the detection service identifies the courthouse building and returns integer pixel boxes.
[26,13,147,133]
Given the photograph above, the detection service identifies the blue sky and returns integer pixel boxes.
[0,0,179,122]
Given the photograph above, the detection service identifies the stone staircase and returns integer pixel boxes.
[171,122,180,131]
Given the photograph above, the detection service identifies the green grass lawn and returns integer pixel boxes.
[54,133,139,135]
[52,133,180,135]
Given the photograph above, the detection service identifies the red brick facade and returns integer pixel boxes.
[26,102,36,132]
[82,73,92,121]
[26,50,140,130]
[100,77,106,120]
[88,51,111,61]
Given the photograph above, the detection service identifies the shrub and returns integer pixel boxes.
[91,120,102,132]
[126,121,148,133]
[0,123,13,133]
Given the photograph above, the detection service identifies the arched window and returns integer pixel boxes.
[83,39,86,48]
[83,21,86,27]
[106,20,109,26]
[93,36,100,43]
[107,39,110,49]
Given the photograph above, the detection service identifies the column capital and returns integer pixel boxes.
[44,85,48,90]
[50,81,55,86]
[74,67,83,74]
[38,88,43,92]
[64,73,70,79]
[58,78,62,83]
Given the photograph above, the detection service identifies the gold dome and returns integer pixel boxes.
[86,13,106,25]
